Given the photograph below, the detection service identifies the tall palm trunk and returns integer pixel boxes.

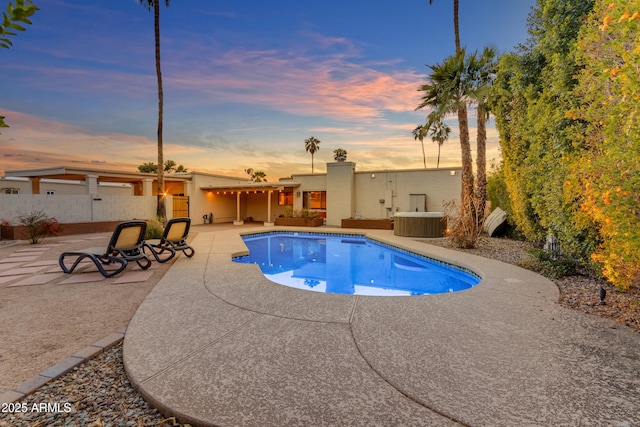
[453,0,460,53]
[429,0,460,53]
[476,104,488,217]
[153,1,165,219]
[457,103,473,215]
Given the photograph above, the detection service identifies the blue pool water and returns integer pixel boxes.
[232,232,480,296]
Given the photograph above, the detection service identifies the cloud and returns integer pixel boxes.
[0,109,200,174]
[163,32,426,122]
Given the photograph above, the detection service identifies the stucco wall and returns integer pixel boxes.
[0,194,156,225]
[243,191,288,223]
[289,174,327,213]
[353,168,462,219]
[326,162,355,226]
[197,192,238,224]
[0,178,134,195]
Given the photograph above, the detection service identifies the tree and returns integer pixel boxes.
[138,162,158,173]
[244,168,266,182]
[428,0,460,54]
[569,0,640,289]
[1,0,38,128]
[163,159,187,172]
[139,0,170,219]
[491,0,595,249]
[417,50,475,245]
[467,47,497,216]
[304,136,321,173]
[137,160,187,173]
[333,148,347,162]
[0,0,38,49]
[428,116,451,169]
[411,125,428,168]
[417,47,499,247]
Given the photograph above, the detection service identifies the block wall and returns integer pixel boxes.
[0,195,156,225]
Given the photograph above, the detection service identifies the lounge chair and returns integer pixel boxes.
[59,221,152,278]
[143,217,194,263]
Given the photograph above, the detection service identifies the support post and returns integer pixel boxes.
[233,191,244,225]
[265,190,274,226]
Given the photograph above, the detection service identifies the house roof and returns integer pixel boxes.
[200,181,301,193]
[3,166,191,184]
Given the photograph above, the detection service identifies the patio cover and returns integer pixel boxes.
[200,181,300,224]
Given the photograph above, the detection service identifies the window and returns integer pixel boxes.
[302,191,326,210]
[278,191,294,206]
[1,188,19,194]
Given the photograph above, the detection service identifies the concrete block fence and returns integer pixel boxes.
[0,194,157,227]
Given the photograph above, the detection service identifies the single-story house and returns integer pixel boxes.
[0,162,461,234]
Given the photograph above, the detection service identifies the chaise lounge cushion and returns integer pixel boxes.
[59,221,151,278]
[483,207,509,237]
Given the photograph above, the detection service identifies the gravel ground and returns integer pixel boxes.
[1,235,638,426]
[0,342,182,427]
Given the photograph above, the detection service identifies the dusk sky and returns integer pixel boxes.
[1,0,535,180]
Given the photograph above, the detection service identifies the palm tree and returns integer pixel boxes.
[333,148,347,162]
[417,48,496,220]
[244,168,267,182]
[417,50,474,225]
[139,0,170,219]
[304,136,321,173]
[466,47,497,216]
[428,116,451,168]
[428,0,460,54]
[412,125,429,168]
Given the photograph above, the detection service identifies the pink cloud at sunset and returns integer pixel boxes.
[1,1,532,180]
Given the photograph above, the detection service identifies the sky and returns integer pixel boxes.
[0,0,536,180]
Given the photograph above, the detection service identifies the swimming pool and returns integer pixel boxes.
[233,232,480,296]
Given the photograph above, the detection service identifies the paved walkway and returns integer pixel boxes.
[0,223,243,396]
[0,232,171,396]
[124,226,640,426]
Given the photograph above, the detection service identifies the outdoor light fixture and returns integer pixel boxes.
[371,173,376,179]
[599,285,607,305]
[450,170,456,176]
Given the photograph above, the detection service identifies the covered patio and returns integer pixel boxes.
[199,181,300,225]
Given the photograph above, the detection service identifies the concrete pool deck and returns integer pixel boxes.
[123,226,640,426]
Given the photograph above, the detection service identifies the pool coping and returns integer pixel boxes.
[123,226,640,426]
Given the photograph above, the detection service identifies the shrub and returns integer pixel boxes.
[283,205,294,218]
[486,160,512,215]
[519,248,578,279]
[300,209,318,219]
[568,0,640,290]
[145,217,164,240]
[17,210,63,244]
[443,198,485,249]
